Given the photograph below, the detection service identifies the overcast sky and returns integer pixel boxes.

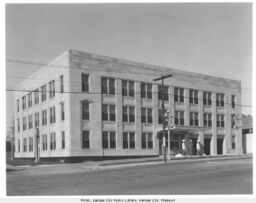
[5,3,252,127]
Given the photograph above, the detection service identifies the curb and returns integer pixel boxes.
[99,155,252,166]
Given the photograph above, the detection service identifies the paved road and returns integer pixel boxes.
[7,158,252,195]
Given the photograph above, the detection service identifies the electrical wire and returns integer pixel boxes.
[6,58,252,91]
[5,88,252,108]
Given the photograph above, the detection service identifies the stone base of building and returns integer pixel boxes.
[13,155,159,164]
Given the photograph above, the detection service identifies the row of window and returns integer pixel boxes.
[83,102,226,128]
[82,131,153,150]
[17,132,65,152]
[17,104,65,132]
[17,74,237,113]
[100,77,236,108]
[17,76,64,112]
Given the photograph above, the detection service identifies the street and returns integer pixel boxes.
[7,158,252,195]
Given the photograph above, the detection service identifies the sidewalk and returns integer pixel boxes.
[7,154,252,176]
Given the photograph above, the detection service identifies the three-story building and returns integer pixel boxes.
[14,49,242,162]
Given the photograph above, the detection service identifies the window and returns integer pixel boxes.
[174,87,184,103]
[60,75,64,93]
[17,99,19,112]
[190,112,199,126]
[102,131,116,149]
[35,112,39,127]
[141,83,152,99]
[41,85,47,102]
[34,89,39,105]
[216,93,225,107]
[82,101,89,120]
[50,133,56,150]
[232,95,236,108]
[122,106,135,123]
[203,92,212,106]
[62,131,65,149]
[22,117,26,131]
[122,80,134,97]
[123,132,135,149]
[60,102,65,121]
[82,131,90,149]
[49,80,55,98]
[16,119,20,132]
[82,74,89,92]
[217,114,225,128]
[23,138,27,152]
[18,139,20,152]
[42,134,47,151]
[102,77,115,95]
[22,96,26,110]
[232,136,236,149]
[141,132,153,149]
[141,108,152,124]
[204,113,212,127]
[50,106,56,124]
[29,137,33,152]
[28,93,32,108]
[28,115,33,129]
[102,104,116,121]
[189,89,198,104]
[175,111,184,126]
[158,109,164,124]
[158,85,169,101]
[231,114,236,128]
[42,109,47,126]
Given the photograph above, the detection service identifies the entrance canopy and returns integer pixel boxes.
[156,126,210,134]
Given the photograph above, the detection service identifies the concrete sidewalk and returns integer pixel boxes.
[6,154,252,176]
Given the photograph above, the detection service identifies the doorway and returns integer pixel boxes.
[217,138,223,155]
[191,138,197,155]
[204,138,211,155]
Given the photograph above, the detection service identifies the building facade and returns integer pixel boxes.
[14,49,242,162]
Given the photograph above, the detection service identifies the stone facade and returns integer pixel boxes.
[14,49,243,161]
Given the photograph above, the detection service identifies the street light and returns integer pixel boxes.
[165,109,175,160]
[153,74,173,163]
[232,113,242,155]
[34,127,40,163]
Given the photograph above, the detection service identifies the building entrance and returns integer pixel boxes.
[217,138,223,155]
[204,138,211,155]
[191,138,197,155]
[157,132,184,156]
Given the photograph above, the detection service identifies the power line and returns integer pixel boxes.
[6,75,252,93]
[5,88,252,108]
[6,58,252,91]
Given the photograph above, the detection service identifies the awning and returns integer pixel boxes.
[155,126,211,134]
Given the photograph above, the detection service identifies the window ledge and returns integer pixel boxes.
[123,96,135,99]
[142,123,153,126]
[102,94,115,97]
[103,121,116,124]
[190,103,198,106]
[123,122,135,125]
[141,98,153,102]
[175,102,184,105]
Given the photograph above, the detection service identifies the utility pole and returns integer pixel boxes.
[153,74,173,163]
[232,113,242,155]
[35,127,40,163]
[165,109,174,160]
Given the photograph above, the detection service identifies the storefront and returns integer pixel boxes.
[157,126,210,156]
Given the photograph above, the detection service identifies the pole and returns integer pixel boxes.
[10,136,15,161]
[35,128,39,163]
[153,74,173,164]
[161,79,167,163]
[167,124,171,160]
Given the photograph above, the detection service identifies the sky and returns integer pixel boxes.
[5,3,252,127]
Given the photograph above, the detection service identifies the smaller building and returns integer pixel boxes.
[242,115,253,154]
